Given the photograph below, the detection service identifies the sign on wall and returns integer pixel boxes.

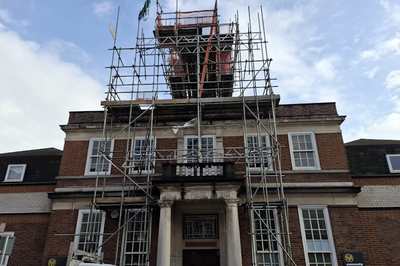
[341,252,364,266]
[46,257,67,266]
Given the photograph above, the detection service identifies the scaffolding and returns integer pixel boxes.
[91,1,296,265]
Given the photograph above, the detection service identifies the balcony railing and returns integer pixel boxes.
[162,162,235,180]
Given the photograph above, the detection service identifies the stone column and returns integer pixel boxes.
[157,200,173,266]
[225,199,243,266]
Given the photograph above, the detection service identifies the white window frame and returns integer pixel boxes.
[0,232,14,266]
[184,135,216,163]
[4,164,26,182]
[74,210,106,255]
[129,137,156,174]
[288,132,320,170]
[121,209,150,266]
[253,208,284,266]
[386,154,400,173]
[85,138,114,175]
[247,134,273,171]
[298,206,338,266]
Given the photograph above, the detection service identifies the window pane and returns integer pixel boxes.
[88,139,112,174]
[302,208,334,266]
[254,209,280,266]
[290,133,318,169]
[388,155,400,171]
[300,142,306,150]
[319,220,326,229]
[186,137,214,163]
[124,210,149,266]
[291,135,299,150]
[92,141,99,155]
[131,139,155,172]
[7,166,25,180]
[76,211,104,254]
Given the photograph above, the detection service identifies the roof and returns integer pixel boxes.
[0,148,62,183]
[357,186,400,208]
[0,147,62,157]
[345,139,400,176]
[0,192,52,213]
[345,139,400,146]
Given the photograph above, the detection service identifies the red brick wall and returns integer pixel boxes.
[0,184,56,193]
[155,138,178,173]
[0,214,51,266]
[42,209,159,265]
[279,135,292,171]
[101,213,122,265]
[240,206,369,266]
[42,209,123,265]
[281,172,351,183]
[276,103,338,117]
[58,141,89,176]
[289,206,369,266]
[316,133,349,170]
[111,139,130,175]
[358,208,400,266]
[288,206,307,266]
[56,177,152,189]
[59,132,348,178]
[68,111,104,124]
[150,208,160,266]
[42,210,78,262]
[238,206,252,265]
[223,136,245,172]
[279,133,349,171]
[352,177,400,186]
[328,206,369,265]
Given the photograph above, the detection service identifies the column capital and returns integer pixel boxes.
[224,198,239,207]
[158,199,174,208]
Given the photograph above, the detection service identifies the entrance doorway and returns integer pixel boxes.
[182,249,220,266]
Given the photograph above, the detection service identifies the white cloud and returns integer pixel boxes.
[359,33,400,62]
[0,8,29,27]
[307,46,326,53]
[342,91,400,142]
[379,0,400,26]
[0,25,103,153]
[314,56,340,81]
[42,39,93,64]
[364,66,380,79]
[93,2,113,17]
[344,112,400,141]
[385,70,400,89]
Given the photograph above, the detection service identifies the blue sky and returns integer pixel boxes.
[0,0,400,153]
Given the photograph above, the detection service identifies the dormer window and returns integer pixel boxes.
[386,154,400,173]
[4,164,26,182]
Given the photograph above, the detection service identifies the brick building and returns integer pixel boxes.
[37,99,364,266]
[345,139,400,266]
[3,2,394,266]
[0,148,62,266]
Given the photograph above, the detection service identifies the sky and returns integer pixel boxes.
[0,0,400,153]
